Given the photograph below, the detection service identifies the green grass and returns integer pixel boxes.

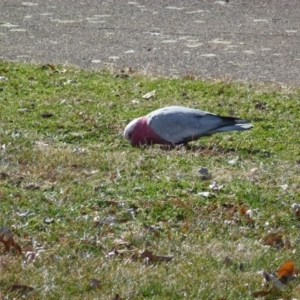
[0,60,300,299]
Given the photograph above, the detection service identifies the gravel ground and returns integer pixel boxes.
[1,0,300,85]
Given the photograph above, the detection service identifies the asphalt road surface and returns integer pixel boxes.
[1,0,300,85]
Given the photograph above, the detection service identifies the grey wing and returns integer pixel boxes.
[147,106,220,144]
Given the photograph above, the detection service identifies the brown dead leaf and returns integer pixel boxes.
[277,260,297,284]
[24,183,40,190]
[259,260,298,293]
[284,237,292,249]
[261,232,284,249]
[143,224,160,237]
[128,67,134,74]
[0,256,16,272]
[89,278,101,289]
[0,227,22,254]
[46,64,56,70]
[0,172,8,180]
[41,112,54,118]
[292,204,300,221]
[221,203,255,226]
[252,290,270,298]
[106,246,135,257]
[119,218,131,223]
[45,64,59,72]
[106,246,138,260]
[140,249,173,263]
[109,173,116,182]
[255,101,267,110]
[224,256,233,266]
[239,206,247,215]
[115,70,129,79]
[116,248,137,256]
[167,228,171,241]
[113,238,131,248]
[260,271,286,291]
[8,284,34,296]
[105,200,126,207]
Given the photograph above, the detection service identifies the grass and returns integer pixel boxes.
[0,60,300,299]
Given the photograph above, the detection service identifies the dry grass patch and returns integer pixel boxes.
[1,61,300,299]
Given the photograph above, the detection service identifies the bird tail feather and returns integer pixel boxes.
[212,123,253,133]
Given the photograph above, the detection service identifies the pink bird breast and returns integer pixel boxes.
[131,116,169,146]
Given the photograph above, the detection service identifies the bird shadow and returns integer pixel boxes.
[159,143,270,158]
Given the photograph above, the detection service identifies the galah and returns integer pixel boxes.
[123,106,253,146]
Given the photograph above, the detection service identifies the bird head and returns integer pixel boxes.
[123,118,139,144]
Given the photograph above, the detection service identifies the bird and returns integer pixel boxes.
[123,106,253,146]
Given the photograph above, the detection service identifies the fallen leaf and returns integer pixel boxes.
[239,262,244,271]
[63,79,72,85]
[0,227,22,254]
[41,112,54,118]
[245,209,253,219]
[167,228,171,241]
[224,256,233,266]
[24,251,40,265]
[279,184,288,191]
[255,101,267,110]
[105,248,118,258]
[252,290,270,298]
[222,203,236,209]
[44,217,55,224]
[143,224,160,237]
[24,183,40,190]
[209,181,223,192]
[220,203,255,226]
[8,284,35,296]
[259,260,298,292]
[113,238,131,248]
[198,191,211,197]
[140,249,173,263]
[98,216,118,226]
[261,232,283,248]
[284,237,292,249]
[0,172,8,180]
[46,64,58,72]
[291,203,300,220]
[89,278,101,289]
[142,90,156,100]
[104,200,125,207]
[239,206,247,215]
[18,108,29,113]
[277,260,296,284]
[228,157,239,165]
